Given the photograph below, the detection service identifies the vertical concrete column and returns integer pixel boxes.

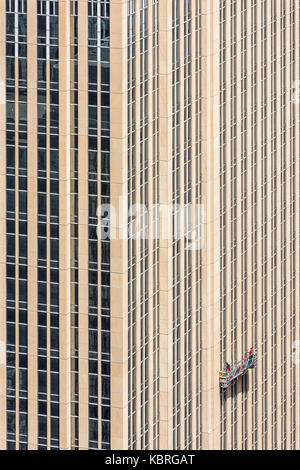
[200,0,221,450]
[77,0,89,450]
[59,0,71,450]
[158,0,173,450]
[110,0,129,450]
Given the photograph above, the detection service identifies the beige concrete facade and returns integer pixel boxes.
[0,0,299,450]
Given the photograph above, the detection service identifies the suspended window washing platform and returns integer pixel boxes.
[219,352,257,389]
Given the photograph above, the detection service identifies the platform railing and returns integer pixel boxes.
[219,353,257,389]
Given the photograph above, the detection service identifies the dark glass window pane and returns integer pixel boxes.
[50,358,59,373]
[38,194,46,215]
[6,58,15,79]
[38,415,47,438]
[7,263,15,278]
[101,286,110,308]
[88,92,97,106]
[19,399,27,412]
[38,89,46,104]
[7,191,15,212]
[89,106,97,128]
[38,150,46,171]
[7,279,15,301]
[50,135,59,149]
[51,403,59,417]
[19,192,27,213]
[38,45,46,59]
[18,14,27,36]
[102,421,110,443]
[101,271,110,286]
[18,44,27,58]
[6,42,14,57]
[89,420,98,442]
[6,102,15,121]
[50,239,59,261]
[89,405,98,419]
[19,324,27,347]
[89,241,97,262]
[19,413,27,435]
[38,356,47,371]
[7,147,15,168]
[38,104,47,126]
[7,368,16,389]
[38,267,46,282]
[19,280,27,302]
[88,136,97,150]
[88,63,97,84]
[50,151,59,172]
[89,270,97,285]
[50,91,58,105]
[7,397,16,411]
[19,264,27,278]
[101,18,109,42]
[38,282,46,304]
[6,13,15,35]
[19,148,27,169]
[7,234,15,256]
[50,195,59,217]
[19,87,27,102]
[50,284,59,306]
[38,60,46,82]
[50,17,58,38]
[101,331,110,353]
[19,235,27,257]
[89,375,98,396]
[89,330,97,352]
[38,16,46,37]
[101,137,110,151]
[101,406,110,420]
[50,61,59,83]
[101,64,110,84]
[101,182,110,196]
[50,106,59,127]
[50,328,59,351]
[18,59,27,80]
[101,376,110,398]
[7,412,16,433]
[38,400,47,415]
[7,220,15,234]
[101,92,109,107]
[38,372,47,393]
[51,418,59,439]
[19,368,27,391]
[19,102,27,123]
[101,107,109,126]
[50,46,58,60]
[50,373,59,394]
[88,17,97,38]
[50,269,59,284]
[89,196,97,218]
[7,323,15,345]
[38,134,46,148]
[89,285,98,307]
[89,152,97,173]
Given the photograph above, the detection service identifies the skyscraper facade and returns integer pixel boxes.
[0,0,299,451]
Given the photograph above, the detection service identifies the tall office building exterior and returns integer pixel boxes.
[0,0,299,451]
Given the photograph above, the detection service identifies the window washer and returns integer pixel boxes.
[248,347,253,365]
